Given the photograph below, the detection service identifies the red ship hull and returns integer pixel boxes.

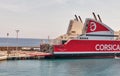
[45,40,120,58]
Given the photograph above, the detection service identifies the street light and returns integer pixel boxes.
[7,33,9,56]
[16,30,20,51]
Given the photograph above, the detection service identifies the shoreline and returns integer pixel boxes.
[0,51,47,61]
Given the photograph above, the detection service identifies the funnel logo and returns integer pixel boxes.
[90,22,96,31]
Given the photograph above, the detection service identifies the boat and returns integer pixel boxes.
[41,12,120,59]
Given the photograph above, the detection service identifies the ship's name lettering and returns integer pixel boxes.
[95,44,120,51]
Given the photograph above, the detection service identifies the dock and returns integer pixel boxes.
[0,51,51,60]
[7,55,45,60]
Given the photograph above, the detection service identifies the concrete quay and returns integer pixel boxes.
[0,51,46,61]
[7,55,45,60]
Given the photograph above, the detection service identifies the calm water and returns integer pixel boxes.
[0,59,120,76]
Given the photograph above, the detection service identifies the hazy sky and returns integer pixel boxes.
[0,0,120,39]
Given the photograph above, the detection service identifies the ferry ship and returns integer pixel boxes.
[41,12,120,58]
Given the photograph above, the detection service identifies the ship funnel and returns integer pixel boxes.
[74,15,78,21]
[97,14,102,22]
[78,16,83,23]
[92,12,97,21]
[84,18,114,34]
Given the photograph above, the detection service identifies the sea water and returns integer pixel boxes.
[0,59,120,76]
[0,37,49,47]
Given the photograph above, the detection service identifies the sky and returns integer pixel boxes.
[0,0,120,39]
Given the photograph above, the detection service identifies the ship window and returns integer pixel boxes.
[62,40,67,44]
[80,37,88,39]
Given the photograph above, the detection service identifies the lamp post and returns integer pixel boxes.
[16,30,20,51]
[7,33,9,56]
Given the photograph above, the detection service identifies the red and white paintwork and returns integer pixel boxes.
[54,40,120,54]
[49,18,120,58]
